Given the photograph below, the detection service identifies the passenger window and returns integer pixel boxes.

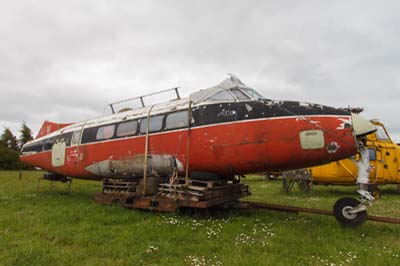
[230,88,250,100]
[166,111,188,129]
[207,90,235,101]
[71,131,81,145]
[96,125,115,140]
[140,115,164,133]
[117,121,137,137]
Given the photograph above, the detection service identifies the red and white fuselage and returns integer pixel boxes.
[20,77,368,180]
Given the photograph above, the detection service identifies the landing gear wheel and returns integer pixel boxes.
[333,197,367,228]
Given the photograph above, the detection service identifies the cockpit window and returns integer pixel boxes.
[241,88,265,99]
[207,90,235,101]
[230,88,250,100]
[204,87,265,102]
[376,126,390,141]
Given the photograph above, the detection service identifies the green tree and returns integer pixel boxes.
[0,128,21,170]
[0,128,18,151]
[20,122,33,146]
[0,146,20,170]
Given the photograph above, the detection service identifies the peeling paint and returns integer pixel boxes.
[217,109,237,117]
[245,104,253,112]
[337,117,352,130]
[299,102,310,108]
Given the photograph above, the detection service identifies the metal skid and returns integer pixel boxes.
[95,177,251,212]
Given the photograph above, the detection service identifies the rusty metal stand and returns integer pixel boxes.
[95,176,251,212]
[37,176,72,193]
[282,169,312,193]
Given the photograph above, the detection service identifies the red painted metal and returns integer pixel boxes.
[20,115,356,180]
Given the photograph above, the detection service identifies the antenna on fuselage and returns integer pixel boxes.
[227,73,245,85]
[107,87,181,114]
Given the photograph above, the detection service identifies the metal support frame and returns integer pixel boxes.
[108,87,180,114]
[185,101,193,186]
[75,120,88,171]
[282,170,312,193]
[37,176,72,193]
[142,105,154,196]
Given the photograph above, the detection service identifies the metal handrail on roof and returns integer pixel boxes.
[108,87,181,114]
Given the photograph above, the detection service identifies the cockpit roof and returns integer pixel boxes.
[189,75,265,104]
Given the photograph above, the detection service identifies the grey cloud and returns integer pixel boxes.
[0,0,399,142]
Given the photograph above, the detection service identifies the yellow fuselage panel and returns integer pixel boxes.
[311,121,400,185]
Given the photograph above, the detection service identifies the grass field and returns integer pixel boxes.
[0,171,399,266]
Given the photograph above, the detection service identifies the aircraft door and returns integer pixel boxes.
[52,139,66,167]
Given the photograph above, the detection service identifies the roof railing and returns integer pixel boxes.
[108,87,180,114]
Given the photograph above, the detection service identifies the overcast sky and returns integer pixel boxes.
[1,0,399,142]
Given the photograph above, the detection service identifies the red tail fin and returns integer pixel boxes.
[36,120,73,139]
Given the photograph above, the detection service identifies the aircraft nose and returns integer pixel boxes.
[351,114,376,137]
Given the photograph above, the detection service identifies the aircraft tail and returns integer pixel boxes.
[36,120,73,139]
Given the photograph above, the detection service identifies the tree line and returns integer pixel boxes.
[0,122,34,170]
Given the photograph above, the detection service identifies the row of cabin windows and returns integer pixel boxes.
[87,110,189,143]
[21,111,189,152]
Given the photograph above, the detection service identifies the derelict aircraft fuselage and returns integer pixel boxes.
[20,76,374,181]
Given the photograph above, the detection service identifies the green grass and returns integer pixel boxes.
[0,171,399,266]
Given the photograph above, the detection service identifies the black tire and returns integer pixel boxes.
[333,197,367,228]
[333,197,367,227]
